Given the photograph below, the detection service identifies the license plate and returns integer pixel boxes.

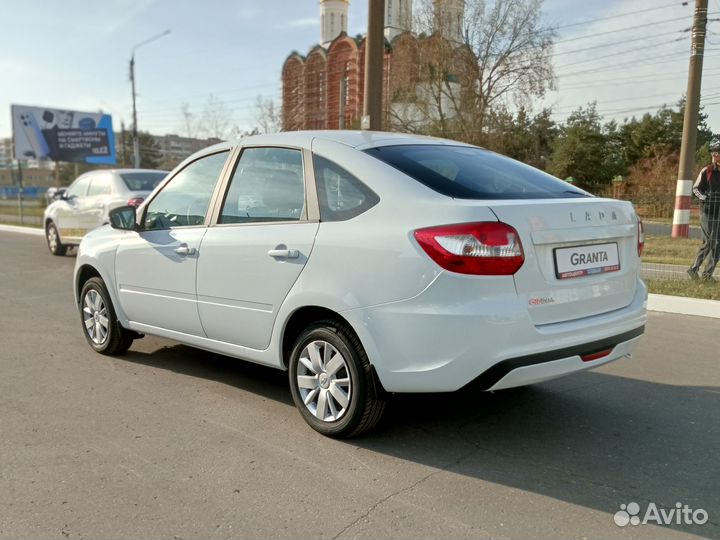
[554,242,620,279]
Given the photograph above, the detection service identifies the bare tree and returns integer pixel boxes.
[198,94,234,139]
[254,95,282,134]
[179,102,199,138]
[391,0,556,144]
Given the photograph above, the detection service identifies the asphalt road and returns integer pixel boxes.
[0,231,718,540]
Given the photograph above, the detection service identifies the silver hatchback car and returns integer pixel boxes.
[44,168,168,255]
[73,131,646,438]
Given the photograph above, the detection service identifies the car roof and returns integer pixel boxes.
[218,130,477,152]
[106,169,169,174]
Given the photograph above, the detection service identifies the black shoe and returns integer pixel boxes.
[687,268,699,280]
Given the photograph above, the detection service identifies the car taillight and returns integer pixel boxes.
[637,218,644,257]
[413,222,524,275]
[127,197,144,207]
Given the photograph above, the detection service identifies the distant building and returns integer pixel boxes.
[114,132,223,169]
[152,133,223,166]
[0,138,12,166]
[281,0,469,132]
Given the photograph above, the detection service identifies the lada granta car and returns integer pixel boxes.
[73,131,647,437]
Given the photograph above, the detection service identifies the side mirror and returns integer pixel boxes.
[109,205,139,231]
[56,189,68,200]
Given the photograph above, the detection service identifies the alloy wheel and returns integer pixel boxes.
[82,289,109,345]
[296,340,352,422]
[47,225,58,252]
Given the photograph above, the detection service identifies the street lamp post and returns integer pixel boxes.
[130,29,170,168]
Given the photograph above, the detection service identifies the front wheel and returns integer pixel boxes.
[79,277,134,355]
[46,222,67,256]
[288,321,386,438]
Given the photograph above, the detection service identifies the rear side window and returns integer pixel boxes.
[365,145,590,200]
[120,172,167,192]
[219,147,305,224]
[313,155,379,221]
[87,174,111,196]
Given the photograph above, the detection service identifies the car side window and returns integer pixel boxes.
[87,173,111,196]
[219,147,305,224]
[66,176,91,198]
[144,151,229,230]
[313,155,379,221]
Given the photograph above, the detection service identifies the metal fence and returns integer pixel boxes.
[0,188,47,226]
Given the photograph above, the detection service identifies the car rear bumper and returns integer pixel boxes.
[341,273,647,393]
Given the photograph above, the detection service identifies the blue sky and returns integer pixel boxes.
[1,0,719,140]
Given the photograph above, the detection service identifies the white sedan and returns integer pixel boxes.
[44,168,168,255]
[73,131,646,437]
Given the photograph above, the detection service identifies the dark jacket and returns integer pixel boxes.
[693,164,720,209]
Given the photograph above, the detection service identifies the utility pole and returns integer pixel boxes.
[121,121,127,167]
[129,30,171,169]
[130,54,140,168]
[672,0,708,238]
[362,0,385,130]
[16,161,23,225]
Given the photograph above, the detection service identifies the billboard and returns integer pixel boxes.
[11,104,116,164]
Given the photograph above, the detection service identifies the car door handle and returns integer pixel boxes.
[95,202,105,209]
[174,244,197,256]
[268,249,299,259]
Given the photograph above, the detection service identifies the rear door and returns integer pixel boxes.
[489,198,640,325]
[115,150,231,336]
[196,146,319,350]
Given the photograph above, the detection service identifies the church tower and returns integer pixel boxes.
[433,0,464,43]
[385,0,413,41]
[320,0,350,47]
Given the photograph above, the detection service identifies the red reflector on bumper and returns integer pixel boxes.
[581,349,613,362]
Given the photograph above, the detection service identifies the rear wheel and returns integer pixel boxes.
[46,221,67,256]
[79,277,134,355]
[288,321,386,438]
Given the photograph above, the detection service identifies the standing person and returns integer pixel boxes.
[688,142,720,282]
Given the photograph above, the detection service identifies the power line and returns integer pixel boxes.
[557,49,689,78]
[555,15,700,44]
[554,36,685,71]
[555,2,690,30]
[552,30,687,58]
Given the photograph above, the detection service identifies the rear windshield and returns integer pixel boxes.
[120,171,168,192]
[365,145,590,200]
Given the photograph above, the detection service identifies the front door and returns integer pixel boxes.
[197,147,318,350]
[56,174,92,242]
[115,150,231,336]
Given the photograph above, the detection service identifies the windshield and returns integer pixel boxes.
[365,145,590,200]
[120,171,168,192]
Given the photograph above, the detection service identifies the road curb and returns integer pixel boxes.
[2,224,719,318]
[647,293,720,319]
[0,224,43,236]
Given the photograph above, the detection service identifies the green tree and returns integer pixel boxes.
[548,103,608,189]
[118,131,163,169]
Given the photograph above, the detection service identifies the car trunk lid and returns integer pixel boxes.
[489,198,640,326]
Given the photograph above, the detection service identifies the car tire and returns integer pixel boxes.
[46,221,67,256]
[79,277,134,355]
[289,320,386,438]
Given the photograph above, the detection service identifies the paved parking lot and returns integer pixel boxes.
[0,231,718,539]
